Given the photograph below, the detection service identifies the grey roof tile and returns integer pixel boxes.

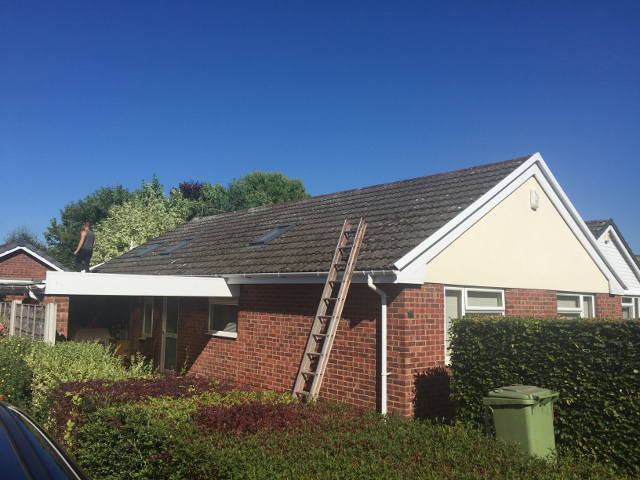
[96,156,532,276]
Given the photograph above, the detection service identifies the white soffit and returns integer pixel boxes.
[394,153,626,294]
[45,272,238,297]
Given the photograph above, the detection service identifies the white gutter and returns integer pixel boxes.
[223,269,401,285]
[367,275,388,415]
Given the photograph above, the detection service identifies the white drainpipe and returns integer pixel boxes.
[367,275,388,415]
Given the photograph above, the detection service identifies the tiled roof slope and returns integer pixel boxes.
[584,219,610,239]
[0,239,71,272]
[96,156,532,276]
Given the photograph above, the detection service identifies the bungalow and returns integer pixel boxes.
[585,219,640,318]
[0,240,70,340]
[45,153,627,417]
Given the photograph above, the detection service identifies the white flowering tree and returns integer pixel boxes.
[91,177,190,265]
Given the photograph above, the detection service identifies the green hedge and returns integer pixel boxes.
[0,336,37,410]
[51,378,622,479]
[450,316,640,474]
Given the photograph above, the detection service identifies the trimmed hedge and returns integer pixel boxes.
[49,377,623,479]
[450,316,640,474]
[0,336,37,410]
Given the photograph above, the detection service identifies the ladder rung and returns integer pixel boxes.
[302,371,316,378]
[324,297,338,302]
[344,229,358,235]
[296,391,311,398]
[312,333,327,340]
[307,352,321,359]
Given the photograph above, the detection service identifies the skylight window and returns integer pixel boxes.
[159,238,196,255]
[248,224,295,247]
[131,242,165,258]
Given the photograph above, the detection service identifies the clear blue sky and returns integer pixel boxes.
[1,1,638,252]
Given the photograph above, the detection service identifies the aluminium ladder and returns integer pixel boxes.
[292,218,367,400]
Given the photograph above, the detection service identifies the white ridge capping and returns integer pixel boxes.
[394,153,625,294]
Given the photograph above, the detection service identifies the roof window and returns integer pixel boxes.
[131,242,165,258]
[159,238,196,255]
[248,224,295,247]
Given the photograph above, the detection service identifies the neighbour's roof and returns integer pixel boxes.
[585,219,640,269]
[0,239,71,273]
[96,156,532,276]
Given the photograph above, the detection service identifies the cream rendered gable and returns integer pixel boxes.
[423,177,609,293]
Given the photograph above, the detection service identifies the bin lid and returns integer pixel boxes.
[486,385,559,401]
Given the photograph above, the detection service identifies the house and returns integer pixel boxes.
[585,219,640,318]
[45,153,627,417]
[0,240,71,339]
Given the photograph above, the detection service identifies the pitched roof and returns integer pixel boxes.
[96,156,532,276]
[585,219,640,269]
[0,239,71,273]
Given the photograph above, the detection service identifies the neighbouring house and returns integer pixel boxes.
[45,153,628,417]
[585,219,640,319]
[0,240,70,340]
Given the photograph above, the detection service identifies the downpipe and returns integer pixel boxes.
[367,275,388,415]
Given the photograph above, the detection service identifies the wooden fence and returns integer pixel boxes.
[0,300,56,344]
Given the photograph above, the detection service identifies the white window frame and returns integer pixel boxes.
[557,293,595,318]
[142,297,154,338]
[207,297,239,339]
[622,296,639,319]
[444,286,505,364]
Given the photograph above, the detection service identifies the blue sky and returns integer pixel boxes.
[1,1,638,252]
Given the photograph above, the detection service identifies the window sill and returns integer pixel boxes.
[206,331,237,339]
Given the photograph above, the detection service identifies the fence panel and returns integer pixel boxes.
[3,301,55,343]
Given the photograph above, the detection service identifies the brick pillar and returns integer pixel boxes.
[595,294,622,318]
[43,296,70,339]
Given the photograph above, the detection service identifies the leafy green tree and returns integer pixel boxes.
[3,225,46,250]
[45,185,133,267]
[227,171,310,210]
[91,178,191,265]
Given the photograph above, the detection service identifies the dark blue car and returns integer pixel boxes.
[0,402,89,479]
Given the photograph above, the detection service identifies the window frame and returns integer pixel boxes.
[207,297,239,339]
[142,297,154,338]
[557,293,595,318]
[444,286,505,364]
[622,296,639,319]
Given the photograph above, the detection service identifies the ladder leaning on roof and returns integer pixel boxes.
[292,218,367,401]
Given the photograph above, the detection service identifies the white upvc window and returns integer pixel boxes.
[557,293,595,318]
[444,287,505,364]
[208,297,239,338]
[142,297,154,337]
[622,297,639,319]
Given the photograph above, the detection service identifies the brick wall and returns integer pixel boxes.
[42,296,70,338]
[595,293,622,318]
[0,251,51,279]
[505,288,557,317]
[125,282,625,419]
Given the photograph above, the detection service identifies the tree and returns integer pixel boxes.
[91,178,191,265]
[3,225,46,250]
[187,171,310,216]
[44,185,133,267]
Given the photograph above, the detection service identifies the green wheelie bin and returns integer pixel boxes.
[483,385,559,458]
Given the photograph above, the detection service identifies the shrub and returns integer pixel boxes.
[24,340,153,421]
[0,336,37,410]
[71,397,624,479]
[450,316,640,474]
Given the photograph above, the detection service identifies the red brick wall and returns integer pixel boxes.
[42,296,70,338]
[124,283,624,419]
[0,251,52,279]
[505,289,557,317]
[595,293,622,318]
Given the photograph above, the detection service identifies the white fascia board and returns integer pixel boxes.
[0,246,66,272]
[605,226,640,288]
[394,153,626,294]
[45,272,239,297]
